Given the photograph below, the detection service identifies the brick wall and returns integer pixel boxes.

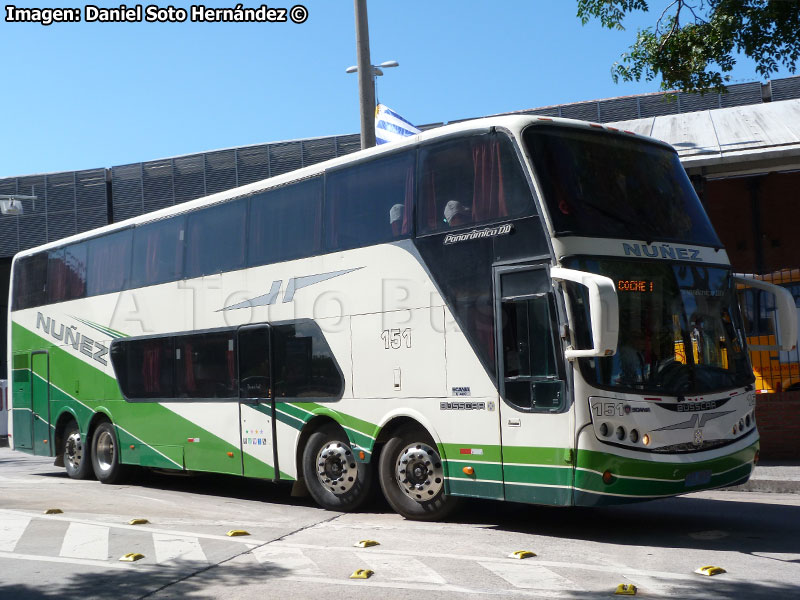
[755,391,800,459]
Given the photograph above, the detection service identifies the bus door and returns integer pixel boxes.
[11,353,33,450]
[494,265,574,506]
[237,324,278,480]
[30,350,52,456]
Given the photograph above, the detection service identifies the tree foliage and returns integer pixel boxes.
[577,0,800,93]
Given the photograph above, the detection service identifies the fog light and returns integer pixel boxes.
[599,422,609,436]
[629,429,639,444]
[616,426,626,441]
[642,434,651,446]
[602,470,614,484]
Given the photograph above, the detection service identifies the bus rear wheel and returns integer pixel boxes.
[378,427,461,521]
[91,422,128,484]
[63,421,93,480]
[302,424,373,512]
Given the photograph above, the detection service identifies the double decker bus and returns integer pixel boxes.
[7,116,797,520]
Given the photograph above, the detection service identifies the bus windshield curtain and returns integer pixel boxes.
[421,135,510,233]
[142,342,162,395]
[184,343,195,394]
[471,138,507,222]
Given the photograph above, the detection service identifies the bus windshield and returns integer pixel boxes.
[567,258,753,395]
[523,125,721,247]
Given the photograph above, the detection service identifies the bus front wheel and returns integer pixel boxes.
[302,424,373,512]
[91,422,128,484]
[378,427,461,521]
[63,421,93,480]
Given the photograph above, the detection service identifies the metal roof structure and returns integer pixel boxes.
[609,98,800,178]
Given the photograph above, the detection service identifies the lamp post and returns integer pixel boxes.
[352,0,399,149]
[0,194,34,215]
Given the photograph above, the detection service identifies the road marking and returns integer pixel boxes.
[0,550,131,570]
[0,508,270,545]
[479,562,579,591]
[270,542,713,583]
[153,533,207,564]
[356,551,447,584]
[0,515,30,551]
[60,522,109,560]
[251,545,323,577]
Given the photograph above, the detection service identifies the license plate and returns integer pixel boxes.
[684,469,712,487]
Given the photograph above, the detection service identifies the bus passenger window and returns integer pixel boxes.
[417,133,533,235]
[248,178,322,267]
[325,150,414,251]
[185,200,246,279]
[111,337,175,400]
[175,332,237,399]
[272,321,343,400]
[12,253,47,310]
[87,229,133,296]
[131,216,185,288]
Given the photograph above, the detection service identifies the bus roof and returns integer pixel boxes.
[10,114,671,261]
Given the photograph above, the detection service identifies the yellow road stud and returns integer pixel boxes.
[44,508,63,515]
[354,540,379,548]
[615,583,637,595]
[226,530,250,537]
[128,518,149,525]
[119,553,145,562]
[695,565,726,576]
[350,569,374,579]
[508,550,536,559]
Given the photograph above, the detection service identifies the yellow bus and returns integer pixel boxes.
[737,269,800,393]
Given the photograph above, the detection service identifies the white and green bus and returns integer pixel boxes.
[8,116,797,520]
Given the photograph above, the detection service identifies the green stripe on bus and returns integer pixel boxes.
[575,443,758,482]
[502,445,573,466]
[446,478,504,500]
[504,483,572,506]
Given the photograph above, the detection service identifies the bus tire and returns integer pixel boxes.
[302,424,373,512]
[91,422,128,484]
[63,420,93,480]
[378,427,461,521]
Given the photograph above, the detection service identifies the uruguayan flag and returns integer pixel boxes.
[375,104,421,145]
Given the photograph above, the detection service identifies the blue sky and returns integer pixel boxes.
[1,0,794,178]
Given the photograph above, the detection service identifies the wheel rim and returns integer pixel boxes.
[395,442,444,501]
[95,430,115,473]
[65,431,83,470]
[316,441,358,495]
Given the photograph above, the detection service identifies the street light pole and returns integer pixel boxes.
[354,0,376,149]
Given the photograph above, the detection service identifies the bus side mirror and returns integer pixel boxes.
[550,267,619,360]
[733,275,798,352]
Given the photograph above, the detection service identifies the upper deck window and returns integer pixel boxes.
[185,200,247,278]
[249,177,322,266]
[325,150,414,251]
[523,125,721,247]
[417,132,534,235]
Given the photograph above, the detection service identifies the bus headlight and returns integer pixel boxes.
[642,434,651,446]
[599,423,609,437]
[629,429,639,444]
[616,426,626,441]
